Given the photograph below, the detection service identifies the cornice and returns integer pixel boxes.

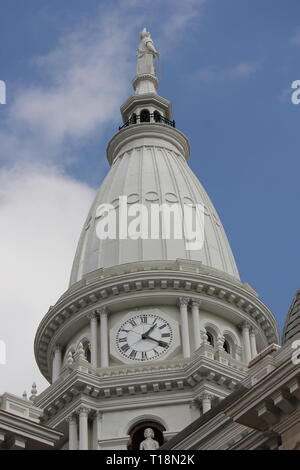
[35,352,247,426]
[120,92,172,121]
[106,123,190,165]
[34,262,279,381]
[0,409,63,443]
[225,359,300,431]
[131,75,159,92]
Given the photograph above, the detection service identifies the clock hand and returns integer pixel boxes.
[146,336,168,347]
[121,329,140,337]
[142,323,157,339]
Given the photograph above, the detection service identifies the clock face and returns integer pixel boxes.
[116,313,173,361]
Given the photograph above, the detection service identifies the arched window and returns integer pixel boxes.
[206,331,214,347]
[127,420,165,450]
[79,339,91,363]
[130,113,137,124]
[153,110,161,122]
[84,343,91,362]
[223,339,230,354]
[140,109,150,122]
[223,333,236,357]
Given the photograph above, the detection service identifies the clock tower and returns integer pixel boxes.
[34,29,279,450]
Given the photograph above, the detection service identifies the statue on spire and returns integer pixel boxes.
[136,28,159,76]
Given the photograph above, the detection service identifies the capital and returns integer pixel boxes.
[96,307,108,317]
[178,297,189,307]
[241,321,251,331]
[94,411,103,420]
[191,299,202,308]
[87,311,98,320]
[77,407,90,417]
[200,392,213,402]
[66,414,77,424]
[249,327,257,336]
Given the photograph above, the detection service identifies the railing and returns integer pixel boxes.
[119,114,176,131]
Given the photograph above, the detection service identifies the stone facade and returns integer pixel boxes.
[0,393,62,450]
[162,334,300,450]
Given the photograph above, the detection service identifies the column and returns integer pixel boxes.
[249,327,258,359]
[242,322,252,364]
[52,344,62,383]
[178,297,191,358]
[189,400,200,421]
[93,411,103,450]
[88,312,98,368]
[78,407,90,450]
[67,414,78,450]
[191,300,201,350]
[97,307,109,368]
[201,393,212,414]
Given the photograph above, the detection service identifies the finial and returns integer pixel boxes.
[77,342,85,358]
[67,350,74,367]
[22,390,28,400]
[140,27,148,39]
[30,382,37,402]
[136,28,159,76]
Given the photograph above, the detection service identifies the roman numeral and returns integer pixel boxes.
[118,337,127,343]
[153,348,159,356]
[129,319,137,327]
[141,351,147,361]
[129,350,137,359]
[161,333,170,338]
[121,344,130,353]
[159,324,167,330]
[140,315,147,323]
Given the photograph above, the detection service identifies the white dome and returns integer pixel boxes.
[70,124,239,285]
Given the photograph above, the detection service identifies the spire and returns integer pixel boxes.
[282,287,300,344]
[117,29,173,131]
[134,28,159,95]
[30,382,37,402]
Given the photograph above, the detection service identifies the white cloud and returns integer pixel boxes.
[0,1,205,395]
[195,65,218,82]
[226,61,260,78]
[159,0,206,41]
[0,0,205,167]
[0,165,95,394]
[195,61,260,82]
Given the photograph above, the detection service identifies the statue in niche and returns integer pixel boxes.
[139,427,160,450]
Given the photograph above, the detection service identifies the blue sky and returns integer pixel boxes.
[1,0,300,393]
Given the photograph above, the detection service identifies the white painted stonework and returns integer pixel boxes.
[34,30,279,450]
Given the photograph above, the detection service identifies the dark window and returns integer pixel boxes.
[140,109,150,122]
[153,110,161,122]
[84,344,91,363]
[206,332,214,347]
[130,113,137,124]
[223,339,230,354]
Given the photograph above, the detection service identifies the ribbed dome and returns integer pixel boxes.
[69,139,239,285]
[282,287,300,344]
